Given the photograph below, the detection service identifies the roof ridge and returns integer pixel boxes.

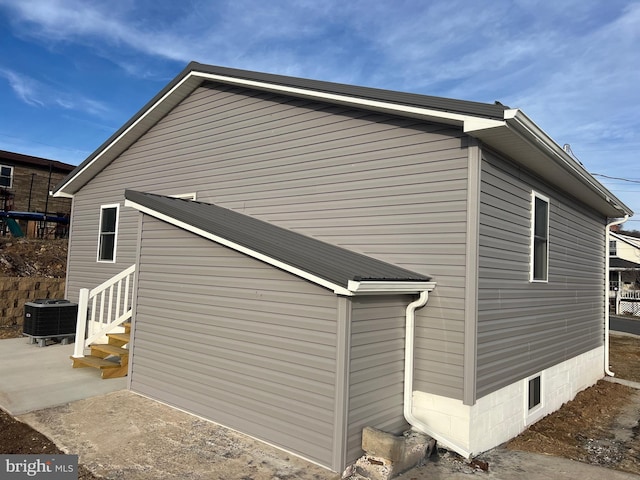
[188,61,509,119]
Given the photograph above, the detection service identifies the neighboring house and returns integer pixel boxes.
[609,231,640,290]
[52,62,633,472]
[0,150,74,237]
[609,231,640,315]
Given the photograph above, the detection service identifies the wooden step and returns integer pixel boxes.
[70,355,128,379]
[91,344,129,366]
[123,322,131,334]
[107,332,130,347]
[91,343,128,357]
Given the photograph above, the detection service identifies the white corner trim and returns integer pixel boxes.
[124,198,354,296]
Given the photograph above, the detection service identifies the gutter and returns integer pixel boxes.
[605,215,630,376]
[404,290,473,458]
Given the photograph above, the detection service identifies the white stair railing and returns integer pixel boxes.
[72,264,136,358]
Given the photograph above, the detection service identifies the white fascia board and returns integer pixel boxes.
[347,280,437,295]
[124,199,354,296]
[462,117,506,132]
[192,71,495,127]
[53,190,74,199]
[52,69,505,199]
[503,109,631,216]
[53,74,201,198]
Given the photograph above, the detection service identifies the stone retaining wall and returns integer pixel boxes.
[0,277,66,327]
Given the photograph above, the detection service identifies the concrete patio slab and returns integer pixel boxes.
[0,337,126,415]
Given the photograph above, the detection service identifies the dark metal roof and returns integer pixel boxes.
[51,62,632,219]
[610,257,640,270]
[190,62,508,120]
[53,62,508,196]
[125,190,432,289]
[0,150,75,173]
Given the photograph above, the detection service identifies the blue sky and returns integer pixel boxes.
[1,0,639,222]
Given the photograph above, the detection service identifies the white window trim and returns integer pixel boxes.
[97,203,120,263]
[0,165,14,189]
[530,191,550,283]
[524,372,544,425]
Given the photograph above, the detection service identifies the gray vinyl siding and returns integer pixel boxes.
[67,82,470,399]
[476,150,606,398]
[346,296,411,464]
[130,215,340,468]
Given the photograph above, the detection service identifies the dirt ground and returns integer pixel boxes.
[1,334,639,478]
[1,236,640,477]
[0,237,68,278]
[505,334,640,476]
[0,407,99,479]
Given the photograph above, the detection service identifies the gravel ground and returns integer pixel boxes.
[18,390,339,480]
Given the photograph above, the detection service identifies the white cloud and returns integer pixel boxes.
[502,3,640,143]
[1,0,638,212]
[0,67,111,116]
[0,69,45,107]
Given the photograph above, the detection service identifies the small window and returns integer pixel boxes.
[525,373,544,424]
[609,239,617,257]
[531,192,549,282]
[97,204,119,262]
[0,165,13,188]
[528,376,541,411]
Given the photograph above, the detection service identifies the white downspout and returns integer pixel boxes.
[605,214,629,376]
[404,291,473,458]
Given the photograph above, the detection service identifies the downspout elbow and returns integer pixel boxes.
[404,290,473,458]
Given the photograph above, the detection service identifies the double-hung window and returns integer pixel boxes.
[531,191,549,282]
[0,165,13,188]
[97,204,119,262]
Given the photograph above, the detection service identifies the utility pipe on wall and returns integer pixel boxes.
[404,290,473,458]
[605,214,629,377]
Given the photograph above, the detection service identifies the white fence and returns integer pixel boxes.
[620,299,640,316]
[611,290,640,317]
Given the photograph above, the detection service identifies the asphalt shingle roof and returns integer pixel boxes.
[610,257,640,269]
[125,190,432,290]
